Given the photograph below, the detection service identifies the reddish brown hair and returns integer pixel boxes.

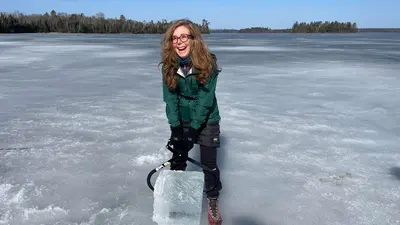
[159,19,216,90]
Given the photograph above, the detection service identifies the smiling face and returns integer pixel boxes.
[161,19,215,90]
[172,25,192,58]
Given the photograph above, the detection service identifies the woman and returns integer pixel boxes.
[159,19,223,225]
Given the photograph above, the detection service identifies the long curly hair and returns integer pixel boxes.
[159,19,216,90]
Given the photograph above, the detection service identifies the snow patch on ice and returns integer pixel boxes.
[134,148,170,166]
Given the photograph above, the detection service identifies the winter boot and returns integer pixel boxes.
[207,197,222,225]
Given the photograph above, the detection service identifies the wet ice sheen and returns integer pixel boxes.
[153,170,204,225]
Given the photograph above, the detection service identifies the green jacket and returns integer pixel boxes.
[162,64,221,130]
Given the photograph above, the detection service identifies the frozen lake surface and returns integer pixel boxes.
[1,32,400,225]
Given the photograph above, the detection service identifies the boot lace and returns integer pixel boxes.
[209,198,219,218]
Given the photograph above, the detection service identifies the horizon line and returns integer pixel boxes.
[1,10,399,30]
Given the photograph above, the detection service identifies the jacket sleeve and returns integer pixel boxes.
[162,66,181,127]
[190,70,219,130]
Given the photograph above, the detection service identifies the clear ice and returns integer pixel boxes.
[152,170,205,225]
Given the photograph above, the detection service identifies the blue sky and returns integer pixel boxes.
[2,0,399,29]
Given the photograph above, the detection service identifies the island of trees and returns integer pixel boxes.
[238,27,272,33]
[291,21,358,33]
[1,10,399,34]
[213,21,359,33]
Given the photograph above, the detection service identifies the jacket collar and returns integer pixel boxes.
[177,66,198,78]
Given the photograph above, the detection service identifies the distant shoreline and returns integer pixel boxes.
[1,10,399,34]
[358,28,400,33]
[210,28,400,34]
[2,29,400,35]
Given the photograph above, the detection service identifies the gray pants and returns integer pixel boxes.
[182,120,221,148]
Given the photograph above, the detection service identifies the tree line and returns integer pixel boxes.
[0,10,210,34]
[2,11,396,34]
